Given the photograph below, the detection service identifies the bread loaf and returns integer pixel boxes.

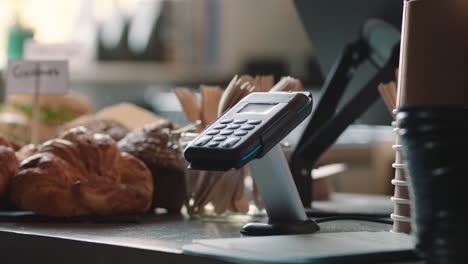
[10,127,153,217]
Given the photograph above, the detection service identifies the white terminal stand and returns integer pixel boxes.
[241,144,319,236]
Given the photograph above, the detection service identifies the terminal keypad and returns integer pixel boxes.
[197,119,262,147]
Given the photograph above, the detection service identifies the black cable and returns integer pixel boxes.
[314,216,393,225]
[305,208,391,218]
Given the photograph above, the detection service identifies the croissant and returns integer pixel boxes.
[10,127,153,217]
[0,135,21,151]
[0,146,19,207]
[16,144,39,162]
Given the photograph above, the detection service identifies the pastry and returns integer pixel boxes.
[4,92,92,126]
[118,120,186,212]
[0,135,21,208]
[1,92,93,143]
[0,113,29,145]
[62,103,162,133]
[16,144,39,161]
[10,127,153,217]
[0,146,19,208]
[0,134,21,151]
[66,119,129,141]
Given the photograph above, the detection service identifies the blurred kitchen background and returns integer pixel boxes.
[0,0,401,196]
[0,0,318,111]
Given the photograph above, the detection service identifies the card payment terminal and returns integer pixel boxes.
[184,92,320,236]
[184,92,313,171]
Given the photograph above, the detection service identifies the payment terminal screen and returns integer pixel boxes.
[238,103,277,114]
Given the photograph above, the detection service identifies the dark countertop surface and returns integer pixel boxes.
[0,193,421,264]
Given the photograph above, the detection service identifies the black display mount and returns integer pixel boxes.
[290,32,401,208]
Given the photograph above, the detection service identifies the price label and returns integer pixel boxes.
[6,60,69,94]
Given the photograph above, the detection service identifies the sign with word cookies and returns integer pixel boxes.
[6,60,69,94]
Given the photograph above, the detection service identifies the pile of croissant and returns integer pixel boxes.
[0,119,185,217]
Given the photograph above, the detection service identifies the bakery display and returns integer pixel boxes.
[118,120,187,212]
[10,127,153,217]
[0,74,308,219]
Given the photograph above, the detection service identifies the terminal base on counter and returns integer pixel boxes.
[240,219,319,236]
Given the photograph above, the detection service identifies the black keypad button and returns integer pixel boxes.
[213,124,227,129]
[208,141,219,147]
[240,125,255,130]
[220,130,234,135]
[213,136,227,141]
[220,119,233,124]
[206,130,220,135]
[233,119,247,124]
[195,136,212,146]
[247,119,262,125]
[234,130,248,136]
[227,124,241,129]
[221,137,241,147]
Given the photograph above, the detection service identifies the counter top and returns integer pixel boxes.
[0,193,420,264]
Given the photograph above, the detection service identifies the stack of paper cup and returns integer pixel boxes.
[390,119,411,233]
[392,0,468,234]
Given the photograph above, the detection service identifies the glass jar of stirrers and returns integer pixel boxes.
[169,74,306,221]
[166,123,267,222]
